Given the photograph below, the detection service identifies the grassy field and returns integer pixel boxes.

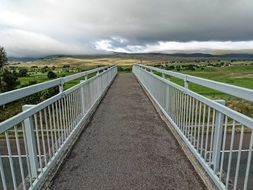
[17,57,155,67]
[14,57,253,98]
[17,71,81,89]
[167,64,253,95]
[182,64,253,89]
[2,57,253,121]
[153,63,253,117]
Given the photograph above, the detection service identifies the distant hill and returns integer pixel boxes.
[219,54,253,59]
[8,52,253,62]
[110,52,253,59]
[8,57,39,62]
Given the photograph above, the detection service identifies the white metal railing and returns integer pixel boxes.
[0,65,117,190]
[140,64,253,102]
[0,66,109,106]
[133,64,253,190]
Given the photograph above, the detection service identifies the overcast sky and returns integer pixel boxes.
[1,0,253,57]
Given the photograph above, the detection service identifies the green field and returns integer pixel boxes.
[182,64,253,89]
[153,63,253,117]
[165,64,253,96]
[1,58,253,122]
[0,66,98,122]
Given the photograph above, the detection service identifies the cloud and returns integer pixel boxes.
[0,28,96,57]
[95,39,253,53]
[0,0,253,57]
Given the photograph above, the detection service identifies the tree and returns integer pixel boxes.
[0,46,7,71]
[0,46,8,92]
[63,64,70,68]
[18,68,28,77]
[41,66,49,73]
[1,70,19,92]
[47,71,57,79]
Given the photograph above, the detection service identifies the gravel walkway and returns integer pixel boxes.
[51,73,206,190]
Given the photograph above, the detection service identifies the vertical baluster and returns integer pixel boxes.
[48,106,55,155]
[204,107,211,161]
[200,104,206,157]
[66,95,71,135]
[39,111,47,166]
[44,109,52,160]
[0,151,7,190]
[22,122,32,185]
[208,110,216,164]
[189,96,194,139]
[243,130,253,190]
[52,104,58,150]
[197,102,202,151]
[193,100,198,146]
[233,125,244,189]
[55,102,61,146]
[14,126,26,189]
[61,98,67,141]
[34,114,42,171]
[58,100,64,144]
[183,94,189,135]
[226,120,236,188]
[5,131,17,189]
[219,116,228,180]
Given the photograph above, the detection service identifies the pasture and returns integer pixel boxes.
[2,57,253,121]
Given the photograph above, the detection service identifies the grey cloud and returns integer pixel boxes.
[0,0,253,56]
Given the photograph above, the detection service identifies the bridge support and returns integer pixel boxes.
[23,105,39,179]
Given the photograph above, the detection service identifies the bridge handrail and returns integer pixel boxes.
[136,65,253,129]
[133,64,253,190]
[0,65,116,133]
[0,66,110,106]
[0,65,117,190]
[137,64,253,102]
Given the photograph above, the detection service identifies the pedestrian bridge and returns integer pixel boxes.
[0,65,253,190]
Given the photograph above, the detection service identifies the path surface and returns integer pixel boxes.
[51,73,205,190]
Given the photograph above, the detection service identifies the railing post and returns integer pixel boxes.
[84,72,88,80]
[23,105,39,179]
[184,76,189,89]
[165,85,170,113]
[80,81,85,114]
[80,80,85,114]
[212,100,225,173]
[59,78,64,93]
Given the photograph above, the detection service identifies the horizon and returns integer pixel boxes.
[8,52,253,60]
[1,0,253,57]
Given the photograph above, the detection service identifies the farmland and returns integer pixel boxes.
[151,62,253,117]
[1,55,253,121]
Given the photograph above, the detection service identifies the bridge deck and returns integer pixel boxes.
[51,73,205,189]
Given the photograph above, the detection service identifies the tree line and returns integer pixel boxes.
[0,46,58,92]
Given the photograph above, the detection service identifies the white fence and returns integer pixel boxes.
[133,64,253,190]
[0,66,117,190]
